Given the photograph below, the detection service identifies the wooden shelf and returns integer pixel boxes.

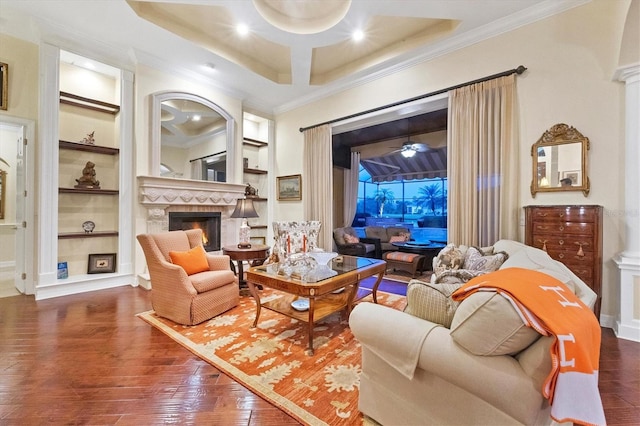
[243,137,268,147]
[59,140,119,155]
[244,168,268,175]
[59,187,119,195]
[58,231,119,239]
[59,91,120,115]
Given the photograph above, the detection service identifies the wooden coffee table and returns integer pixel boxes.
[246,255,386,355]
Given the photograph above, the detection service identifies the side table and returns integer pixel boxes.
[222,244,270,295]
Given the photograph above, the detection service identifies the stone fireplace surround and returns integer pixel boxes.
[137,176,246,251]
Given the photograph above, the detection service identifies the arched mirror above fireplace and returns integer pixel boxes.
[149,91,235,180]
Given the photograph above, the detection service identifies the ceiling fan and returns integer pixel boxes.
[390,141,430,158]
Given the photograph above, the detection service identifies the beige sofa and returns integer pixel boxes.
[349,240,597,425]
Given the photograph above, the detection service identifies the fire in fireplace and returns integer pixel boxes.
[169,212,221,252]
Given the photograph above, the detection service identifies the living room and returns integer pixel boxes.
[0,0,639,423]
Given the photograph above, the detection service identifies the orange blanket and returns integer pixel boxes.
[452,267,605,426]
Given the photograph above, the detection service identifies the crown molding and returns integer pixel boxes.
[273,0,591,115]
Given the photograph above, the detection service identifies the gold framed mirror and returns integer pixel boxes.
[530,123,590,197]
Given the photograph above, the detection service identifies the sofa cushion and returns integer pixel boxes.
[463,246,509,273]
[450,291,540,356]
[433,243,466,276]
[169,245,210,275]
[404,279,464,327]
[389,233,410,243]
[189,269,236,293]
[365,226,389,241]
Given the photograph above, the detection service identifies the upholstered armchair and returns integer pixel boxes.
[137,229,239,325]
[332,226,381,258]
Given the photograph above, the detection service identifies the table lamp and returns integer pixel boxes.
[230,198,259,248]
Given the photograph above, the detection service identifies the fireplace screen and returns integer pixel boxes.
[168,212,221,252]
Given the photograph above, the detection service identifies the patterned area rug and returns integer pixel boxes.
[137,289,406,425]
[384,270,432,283]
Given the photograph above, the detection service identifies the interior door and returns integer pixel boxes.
[0,121,28,296]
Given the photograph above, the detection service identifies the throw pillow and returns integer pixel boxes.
[169,245,210,275]
[449,291,541,356]
[404,279,464,328]
[344,234,360,244]
[432,243,466,276]
[389,235,407,243]
[463,246,509,273]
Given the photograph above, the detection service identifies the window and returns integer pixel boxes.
[356,165,447,232]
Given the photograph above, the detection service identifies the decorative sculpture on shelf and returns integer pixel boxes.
[81,131,95,145]
[75,161,101,189]
[245,183,258,197]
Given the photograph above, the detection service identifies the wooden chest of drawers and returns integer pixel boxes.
[524,205,603,317]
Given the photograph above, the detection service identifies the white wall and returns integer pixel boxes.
[275,0,631,319]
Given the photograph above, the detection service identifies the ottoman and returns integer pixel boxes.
[383,251,425,278]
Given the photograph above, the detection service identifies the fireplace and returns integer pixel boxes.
[169,212,221,252]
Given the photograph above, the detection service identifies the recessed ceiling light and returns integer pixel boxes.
[352,30,364,42]
[236,23,250,36]
[191,114,201,122]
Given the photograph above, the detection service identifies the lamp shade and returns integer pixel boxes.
[230,198,259,219]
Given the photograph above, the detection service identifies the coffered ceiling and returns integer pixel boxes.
[0,0,587,113]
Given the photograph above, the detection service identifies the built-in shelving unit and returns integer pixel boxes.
[59,140,119,155]
[243,167,268,175]
[59,91,120,114]
[242,113,273,244]
[37,45,134,300]
[56,61,121,280]
[58,231,119,239]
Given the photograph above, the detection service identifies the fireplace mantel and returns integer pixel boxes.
[137,176,246,248]
[137,176,246,207]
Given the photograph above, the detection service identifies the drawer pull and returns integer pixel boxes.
[559,240,564,245]
[558,213,564,218]
[537,239,548,252]
[538,212,548,217]
[558,253,565,259]
[576,243,585,257]
[538,225,550,231]
[558,226,565,231]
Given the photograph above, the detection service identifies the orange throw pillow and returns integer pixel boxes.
[169,245,209,275]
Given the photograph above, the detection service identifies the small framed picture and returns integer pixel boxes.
[88,253,117,274]
[561,170,581,186]
[0,62,7,111]
[277,174,302,201]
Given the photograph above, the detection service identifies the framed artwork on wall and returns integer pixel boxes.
[88,253,117,274]
[0,62,7,110]
[277,174,302,201]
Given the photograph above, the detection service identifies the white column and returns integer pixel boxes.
[613,63,640,342]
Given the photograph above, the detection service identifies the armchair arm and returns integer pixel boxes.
[206,253,232,271]
[336,243,367,256]
[360,237,382,258]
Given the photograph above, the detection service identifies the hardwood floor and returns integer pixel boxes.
[1,286,638,425]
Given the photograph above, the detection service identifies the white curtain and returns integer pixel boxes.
[343,151,360,228]
[303,124,333,250]
[190,159,203,180]
[447,74,519,246]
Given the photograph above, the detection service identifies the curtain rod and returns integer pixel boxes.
[299,65,527,133]
[189,150,226,163]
